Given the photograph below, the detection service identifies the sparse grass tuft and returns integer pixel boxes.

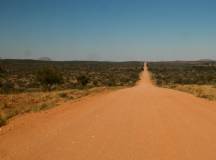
[31,103,50,112]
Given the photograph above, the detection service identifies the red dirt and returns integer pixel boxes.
[1,63,216,160]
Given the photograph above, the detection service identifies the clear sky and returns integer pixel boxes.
[0,0,216,61]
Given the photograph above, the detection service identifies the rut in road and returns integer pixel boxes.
[1,63,216,160]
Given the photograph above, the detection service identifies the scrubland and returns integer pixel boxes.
[0,60,143,126]
[148,61,216,100]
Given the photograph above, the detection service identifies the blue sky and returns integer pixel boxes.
[0,0,216,61]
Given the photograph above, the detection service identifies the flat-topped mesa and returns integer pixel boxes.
[136,63,153,86]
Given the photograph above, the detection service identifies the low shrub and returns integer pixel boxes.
[36,66,63,91]
[0,80,14,94]
[31,103,50,112]
[0,116,6,127]
[77,75,89,87]
[58,92,68,98]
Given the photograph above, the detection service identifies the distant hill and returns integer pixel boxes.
[38,57,52,61]
[198,59,215,62]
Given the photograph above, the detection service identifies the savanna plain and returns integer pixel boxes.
[0,60,216,160]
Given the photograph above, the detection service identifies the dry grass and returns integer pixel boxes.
[0,87,109,127]
[169,85,216,100]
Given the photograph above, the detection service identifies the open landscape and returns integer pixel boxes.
[1,0,216,159]
[0,60,143,126]
[148,61,216,100]
[1,63,216,160]
[0,60,143,92]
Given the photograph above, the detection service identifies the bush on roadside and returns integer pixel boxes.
[77,75,89,87]
[105,79,115,86]
[0,66,6,78]
[58,92,68,98]
[0,115,6,127]
[36,66,63,91]
[0,80,14,94]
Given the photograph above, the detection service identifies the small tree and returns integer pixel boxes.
[77,75,89,87]
[0,66,6,78]
[0,115,6,127]
[36,66,63,91]
[0,80,14,94]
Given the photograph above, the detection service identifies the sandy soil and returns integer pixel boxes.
[1,63,216,160]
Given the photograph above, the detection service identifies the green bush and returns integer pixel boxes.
[0,116,6,127]
[36,66,63,91]
[0,66,6,78]
[0,80,14,94]
[77,75,89,87]
[58,92,68,98]
[105,79,115,86]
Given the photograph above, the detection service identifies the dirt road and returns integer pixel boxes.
[1,64,216,160]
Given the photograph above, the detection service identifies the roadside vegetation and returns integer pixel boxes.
[0,60,143,126]
[148,61,216,100]
[0,60,143,93]
[0,87,110,127]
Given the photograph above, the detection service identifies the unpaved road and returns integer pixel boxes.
[1,64,216,160]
